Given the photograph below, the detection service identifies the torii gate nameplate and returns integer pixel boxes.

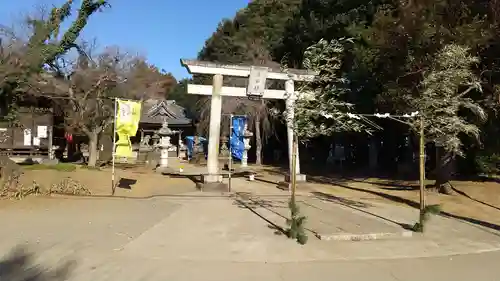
[247,66,268,98]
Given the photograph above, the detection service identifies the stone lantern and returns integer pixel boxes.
[155,120,174,170]
[241,123,253,168]
[219,135,230,169]
[219,136,229,157]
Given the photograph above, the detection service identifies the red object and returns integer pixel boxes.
[65,132,73,143]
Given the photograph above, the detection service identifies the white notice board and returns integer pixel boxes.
[23,129,32,146]
[37,125,47,138]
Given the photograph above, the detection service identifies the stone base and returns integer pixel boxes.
[284,174,307,183]
[156,166,177,174]
[202,174,223,183]
[196,174,227,192]
[196,182,229,192]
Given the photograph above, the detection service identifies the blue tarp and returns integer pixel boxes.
[185,136,207,160]
[230,116,246,160]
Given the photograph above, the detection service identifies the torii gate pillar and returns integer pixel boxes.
[284,79,305,182]
[204,74,224,183]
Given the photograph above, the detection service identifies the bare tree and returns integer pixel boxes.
[124,59,177,99]
[51,40,176,167]
[46,42,151,166]
[56,45,124,166]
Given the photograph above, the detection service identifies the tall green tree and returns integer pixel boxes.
[197,0,302,164]
[293,38,370,138]
[168,78,200,120]
[197,0,500,179]
[410,44,486,193]
[0,0,109,119]
[281,0,499,179]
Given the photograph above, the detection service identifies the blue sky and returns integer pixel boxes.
[0,0,249,80]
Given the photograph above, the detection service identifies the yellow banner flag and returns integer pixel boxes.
[116,99,142,135]
[115,99,142,158]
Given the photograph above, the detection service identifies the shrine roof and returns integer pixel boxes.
[140,99,192,126]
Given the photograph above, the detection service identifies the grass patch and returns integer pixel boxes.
[22,163,77,172]
[412,204,442,232]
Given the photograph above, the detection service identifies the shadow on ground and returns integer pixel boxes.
[117,178,137,190]
[231,192,325,239]
[263,163,500,186]
[308,176,500,233]
[232,192,290,237]
[311,191,415,231]
[449,184,500,212]
[261,165,419,182]
[258,165,500,237]
[0,245,77,281]
[311,192,373,209]
[343,177,500,213]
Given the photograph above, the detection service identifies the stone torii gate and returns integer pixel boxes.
[180,59,317,185]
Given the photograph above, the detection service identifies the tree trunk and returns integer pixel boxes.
[87,131,99,168]
[255,117,262,166]
[434,149,455,195]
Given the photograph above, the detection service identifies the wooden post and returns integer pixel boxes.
[111,98,117,195]
[419,116,426,230]
[228,114,233,192]
[48,125,53,160]
[291,135,297,200]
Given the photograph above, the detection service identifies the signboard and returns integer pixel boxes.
[247,66,268,97]
[23,129,31,146]
[37,125,47,138]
